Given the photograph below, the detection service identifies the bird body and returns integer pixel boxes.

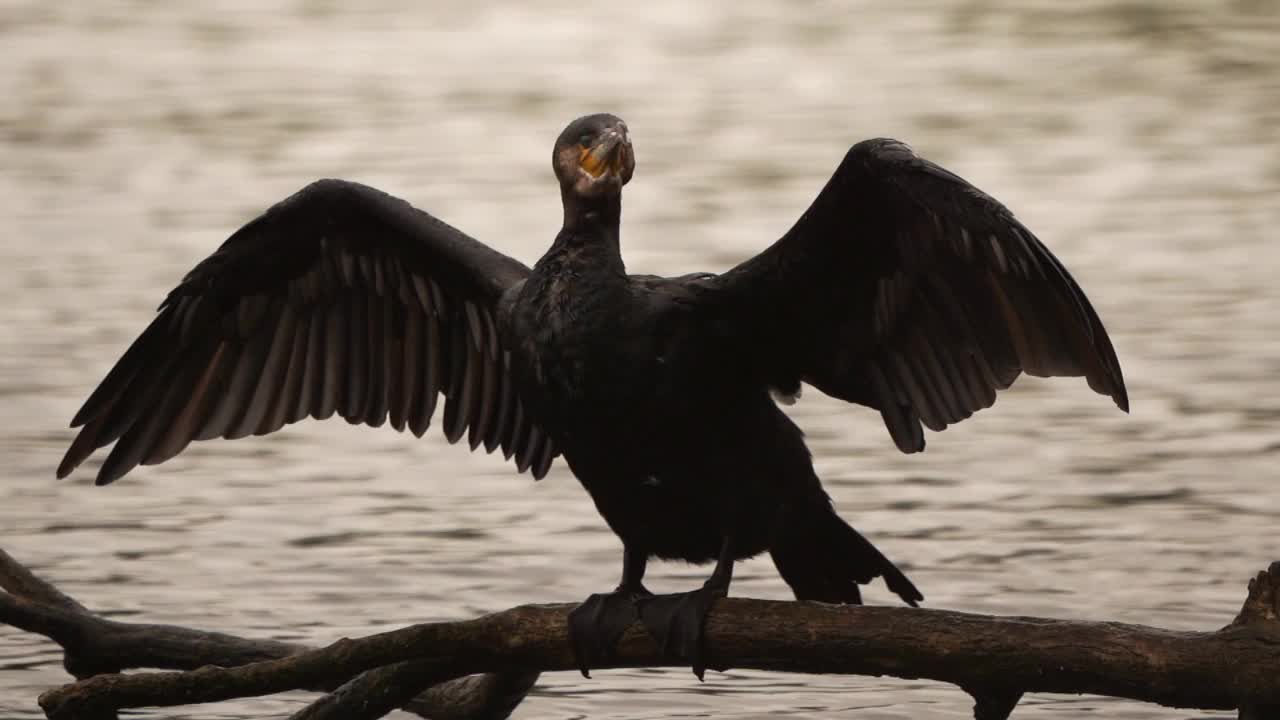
[512,216,725,562]
[58,113,1127,677]
[505,195,783,563]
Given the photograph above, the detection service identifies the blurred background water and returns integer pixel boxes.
[1,1,1277,717]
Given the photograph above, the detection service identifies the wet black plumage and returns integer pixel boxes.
[58,113,1127,676]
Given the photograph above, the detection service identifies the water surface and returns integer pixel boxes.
[1,2,1277,717]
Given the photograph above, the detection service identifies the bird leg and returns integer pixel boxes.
[567,545,652,678]
[638,536,734,680]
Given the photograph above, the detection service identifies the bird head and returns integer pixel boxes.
[552,114,634,198]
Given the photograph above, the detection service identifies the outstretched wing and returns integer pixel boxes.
[711,139,1127,452]
[59,179,557,485]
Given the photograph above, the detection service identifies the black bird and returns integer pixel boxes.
[58,113,1127,678]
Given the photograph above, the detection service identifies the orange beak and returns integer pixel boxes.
[578,133,629,179]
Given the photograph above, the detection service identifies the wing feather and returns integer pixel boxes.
[413,301,443,437]
[713,139,1127,452]
[263,312,310,435]
[210,325,274,441]
[316,298,345,421]
[98,367,189,484]
[362,293,389,427]
[343,292,369,423]
[59,179,557,484]
[503,399,527,462]
[516,423,542,474]
[442,311,472,443]
[397,301,423,433]
[470,313,501,452]
[152,340,231,463]
[488,351,516,454]
[231,298,294,439]
[389,300,414,433]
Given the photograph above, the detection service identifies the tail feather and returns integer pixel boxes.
[771,503,922,607]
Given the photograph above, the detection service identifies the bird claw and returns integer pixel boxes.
[568,586,651,678]
[637,584,726,680]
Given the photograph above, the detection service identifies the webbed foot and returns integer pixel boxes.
[567,585,651,678]
[638,583,727,680]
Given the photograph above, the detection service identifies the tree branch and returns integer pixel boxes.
[0,549,536,719]
[23,559,1280,720]
[288,661,456,720]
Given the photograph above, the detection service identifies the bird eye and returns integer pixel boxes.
[578,133,594,148]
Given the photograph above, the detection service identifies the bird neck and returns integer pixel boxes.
[559,190,622,251]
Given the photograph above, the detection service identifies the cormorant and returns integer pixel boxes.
[57,113,1128,679]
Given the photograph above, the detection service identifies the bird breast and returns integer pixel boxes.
[512,265,637,414]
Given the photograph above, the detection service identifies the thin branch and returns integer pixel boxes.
[0,550,89,612]
[35,564,1280,720]
[287,659,537,720]
[289,661,455,720]
[0,549,535,719]
[336,664,536,720]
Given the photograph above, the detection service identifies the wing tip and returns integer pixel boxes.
[93,458,128,487]
[882,565,924,607]
[56,452,121,485]
[897,436,926,454]
[1113,387,1130,414]
[1108,365,1130,413]
[57,425,100,481]
[443,421,467,444]
[888,418,926,454]
[55,443,80,479]
[1090,369,1130,414]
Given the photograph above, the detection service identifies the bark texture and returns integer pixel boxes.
[4,548,1280,719]
[0,549,536,720]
